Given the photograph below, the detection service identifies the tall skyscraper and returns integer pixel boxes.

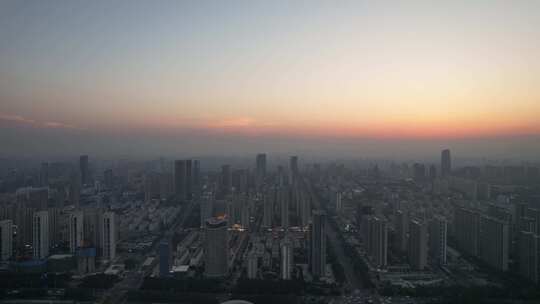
[395,210,409,252]
[221,165,232,195]
[0,220,13,261]
[310,210,326,278]
[83,208,102,251]
[408,219,427,270]
[518,231,539,284]
[369,216,388,268]
[69,210,84,253]
[174,160,187,200]
[192,159,201,198]
[290,156,299,180]
[200,192,214,228]
[159,241,171,277]
[413,163,426,181]
[33,210,49,259]
[102,211,116,261]
[299,191,311,227]
[334,191,342,212]
[70,170,81,208]
[204,217,228,277]
[256,153,267,188]
[281,237,293,280]
[263,191,273,228]
[428,164,437,180]
[79,155,89,185]
[280,187,289,230]
[428,216,447,265]
[185,159,192,200]
[48,207,61,247]
[454,208,480,256]
[441,149,451,177]
[479,216,509,271]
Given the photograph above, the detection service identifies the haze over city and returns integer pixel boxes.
[1,0,540,159]
[1,2,540,304]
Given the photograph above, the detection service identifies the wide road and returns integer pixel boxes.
[303,178,364,291]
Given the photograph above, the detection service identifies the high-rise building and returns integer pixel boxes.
[233,169,248,194]
[413,163,426,181]
[428,216,447,265]
[479,216,509,271]
[200,192,214,228]
[221,165,232,195]
[454,207,480,256]
[192,159,201,198]
[369,216,388,268]
[256,153,267,188]
[280,187,289,230]
[428,164,437,180]
[174,160,187,200]
[290,156,299,180]
[281,237,293,280]
[185,159,192,200]
[240,200,250,229]
[14,205,35,249]
[310,210,326,278]
[263,190,273,228]
[513,202,528,233]
[70,170,81,208]
[159,241,171,277]
[83,207,102,252]
[33,210,49,259]
[334,191,342,212]
[528,208,540,236]
[395,210,409,252]
[408,219,427,270]
[518,231,539,284]
[0,220,13,260]
[48,207,61,247]
[102,211,116,261]
[79,155,89,185]
[204,217,228,277]
[441,149,451,177]
[69,210,84,253]
[299,191,311,227]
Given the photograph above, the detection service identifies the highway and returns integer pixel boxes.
[303,178,364,291]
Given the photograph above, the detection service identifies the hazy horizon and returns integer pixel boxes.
[1,0,540,159]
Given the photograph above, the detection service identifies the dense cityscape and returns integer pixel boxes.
[0,151,539,303]
[2,1,540,303]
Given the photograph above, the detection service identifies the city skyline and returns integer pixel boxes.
[1,1,540,159]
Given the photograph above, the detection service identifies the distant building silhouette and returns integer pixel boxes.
[174,160,187,200]
[441,149,451,177]
[256,153,267,188]
[310,210,326,278]
[79,155,89,185]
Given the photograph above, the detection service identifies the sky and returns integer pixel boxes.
[1,0,539,159]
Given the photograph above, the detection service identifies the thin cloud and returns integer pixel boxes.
[0,112,81,130]
[0,113,36,124]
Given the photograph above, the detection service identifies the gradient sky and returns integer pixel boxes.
[1,0,540,158]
